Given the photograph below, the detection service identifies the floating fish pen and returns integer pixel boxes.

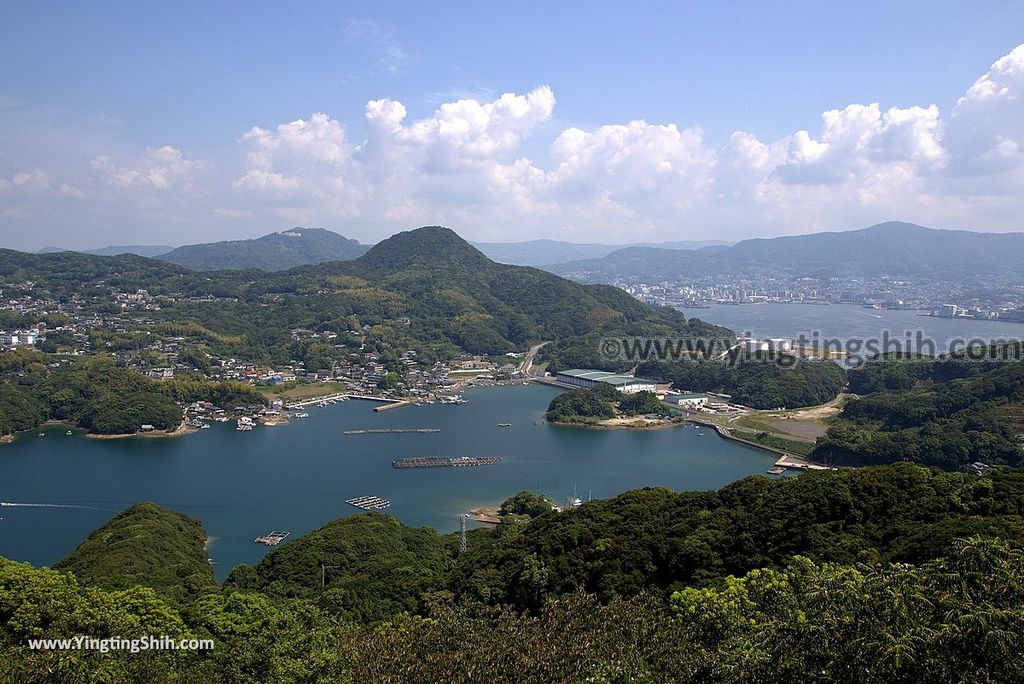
[346,495,391,510]
[342,428,441,435]
[392,456,502,469]
[254,531,290,546]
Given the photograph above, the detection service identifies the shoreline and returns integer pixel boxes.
[686,417,834,470]
[548,417,687,432]
[86,422,198,440]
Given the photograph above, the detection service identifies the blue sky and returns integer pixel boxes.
[1,1,1023,250]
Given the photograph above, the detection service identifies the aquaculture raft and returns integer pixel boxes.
[254,531,290,545]
[346,495,391,510]
[342,428,441,435]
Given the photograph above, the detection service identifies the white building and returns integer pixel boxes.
[555,369,658,394]
[0,331,37,347]
[670,393,709,409]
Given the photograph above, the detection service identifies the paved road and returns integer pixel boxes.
[520,341,550,376]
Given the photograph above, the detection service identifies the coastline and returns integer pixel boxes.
[86,422,198,440]
[686,417,833,470]
[548,417,687,431]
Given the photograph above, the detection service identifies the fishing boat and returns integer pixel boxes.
[497,423,512,428]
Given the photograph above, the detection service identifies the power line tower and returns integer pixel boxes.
[459,513,468,554]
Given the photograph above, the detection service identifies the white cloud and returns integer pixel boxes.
[6,44,1024,248]
[0,169,51,193]
[91,145,203,191]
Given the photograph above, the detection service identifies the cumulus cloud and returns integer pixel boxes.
[6,44,1024,247]
[91,145,203,191]
[0,169,51,193]
[225,46,1022,240]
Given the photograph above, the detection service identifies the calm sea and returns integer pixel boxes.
[0,384,775,579]
[683,303,1023,353]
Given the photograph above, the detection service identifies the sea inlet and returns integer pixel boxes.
[0,384,775,579]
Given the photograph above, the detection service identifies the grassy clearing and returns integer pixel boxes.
[730,429,816,456]
[259,381,348,401]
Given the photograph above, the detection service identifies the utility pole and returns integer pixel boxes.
[459,513,468,554]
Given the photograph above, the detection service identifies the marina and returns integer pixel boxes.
[392,456,502,469]
[346,495,391,510]
[254,531,290,546]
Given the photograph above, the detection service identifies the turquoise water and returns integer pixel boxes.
[0,384,775,579]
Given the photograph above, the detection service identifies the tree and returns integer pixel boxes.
[499,491,555,517]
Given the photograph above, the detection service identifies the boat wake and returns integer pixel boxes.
[0,501,102,509]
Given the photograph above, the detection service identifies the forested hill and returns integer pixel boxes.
[0,225,731,363]
[53,502,217,602]
[551,221,1024,281]
[248,226,733,359]
[814,355,1024,469]
[157,227,369,271]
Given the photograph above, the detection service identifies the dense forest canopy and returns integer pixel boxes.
[54,502,217,602]
[546,384,669,424]
[816,356,1024,468]
[0,355,265,436]
[639,355,848,409]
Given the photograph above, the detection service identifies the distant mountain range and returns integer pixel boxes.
[30,221,1024,280]
[549,222,1024,281]
[38,244,175,258]
[34,231,728,272]
[472,238,729,266]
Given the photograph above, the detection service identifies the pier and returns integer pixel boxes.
[346,495,391,510]
[254,531,290,546]
[343,428,441,435]
[286,393,402,409]
[392,456,502,469]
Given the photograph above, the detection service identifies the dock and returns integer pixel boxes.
[392,456,501,469]
[346,495,391,510]
[286,393,403,409]
[374,400,411,412]
[343,428,441,435]
[254,531,290,546]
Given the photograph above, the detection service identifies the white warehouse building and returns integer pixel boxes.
[555,369,658,394]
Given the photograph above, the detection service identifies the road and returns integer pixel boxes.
[519,341,550,376]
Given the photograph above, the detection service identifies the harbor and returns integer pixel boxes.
[392,456,502,468]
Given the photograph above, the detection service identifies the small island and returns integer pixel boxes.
[546,383,681,428]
